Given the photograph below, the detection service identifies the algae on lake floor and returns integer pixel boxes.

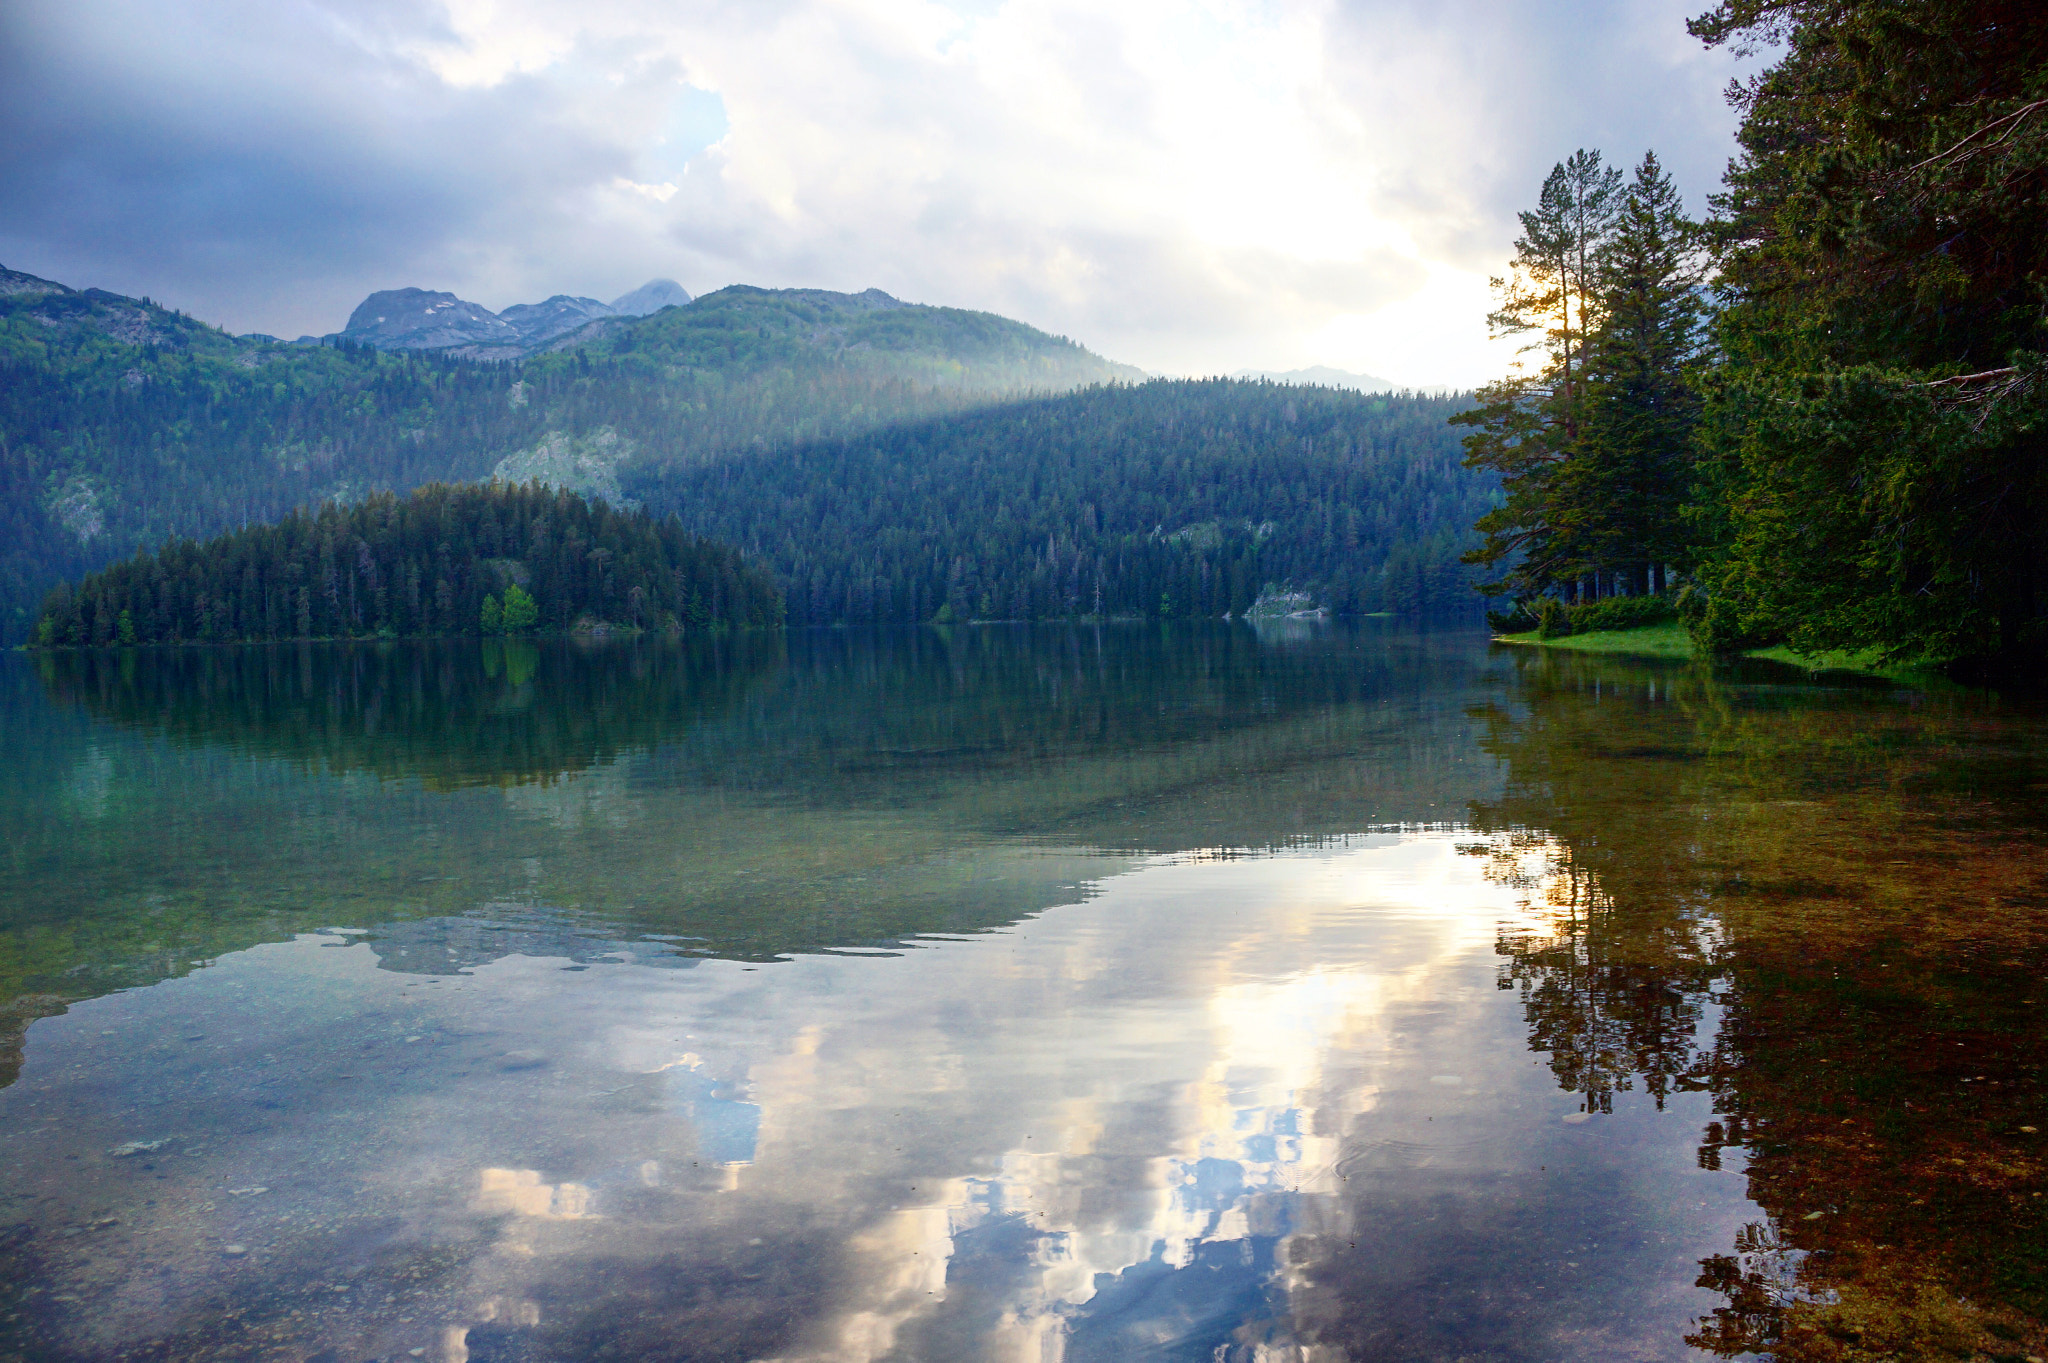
[1472,647,2048,1360]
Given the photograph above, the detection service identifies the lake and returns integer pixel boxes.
[2,624,2044,1362]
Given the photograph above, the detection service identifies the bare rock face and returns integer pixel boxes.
[0,264,71,298]
[608,279,691,317]
[498,294,618,345]
[335,279,695,355]
[343,288,521,350]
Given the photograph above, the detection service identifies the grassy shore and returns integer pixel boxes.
[1495,622,1932,680]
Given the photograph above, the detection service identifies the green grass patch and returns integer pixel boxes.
[1496,623,1937,680]
[1496,622,1695,658]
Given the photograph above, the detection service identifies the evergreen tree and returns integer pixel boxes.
[1569,152,1708,596]
[1456,150,1626,602]
[626,382,1495,625]
[1684,0,2048,661]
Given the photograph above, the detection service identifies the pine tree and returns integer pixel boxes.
[1456,150,1625,603]
[1568,152,1707,596]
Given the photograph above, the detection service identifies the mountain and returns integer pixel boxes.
[494,294,619,348]
[334,278,693,357]
[342,287,522,352]
[1233,366,1399,393]
[1,264,1490,645]
[609,279,690,316]
[0,271,1141,643]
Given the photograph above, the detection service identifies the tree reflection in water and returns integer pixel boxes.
[1469,648,2048,1360]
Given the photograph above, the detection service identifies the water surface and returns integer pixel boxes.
[3,625,2044,1362]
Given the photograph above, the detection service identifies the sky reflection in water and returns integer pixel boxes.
[2,625,2044,1361]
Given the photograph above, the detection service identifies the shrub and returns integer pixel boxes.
[1567,594,1677,635]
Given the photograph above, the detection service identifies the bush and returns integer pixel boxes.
[1677,584,1767,656]
[1567,594,1677,635]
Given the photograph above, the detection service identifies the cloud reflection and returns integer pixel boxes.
[0,831,1755,1361]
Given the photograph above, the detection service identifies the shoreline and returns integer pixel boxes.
[1492,621,1934,681]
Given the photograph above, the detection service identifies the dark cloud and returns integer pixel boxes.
[0,0,635,333]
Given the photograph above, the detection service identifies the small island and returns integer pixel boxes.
[29,481,783,647]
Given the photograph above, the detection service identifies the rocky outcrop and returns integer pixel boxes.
[490,427,635,507]
[497,294,618,346]
[0,264,71,298]
[335,279,692,356]
[343,287,523,351]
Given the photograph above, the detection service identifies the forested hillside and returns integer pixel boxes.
[627,381,1493,624]
[0,272,1134,643]
[31,482,782,647]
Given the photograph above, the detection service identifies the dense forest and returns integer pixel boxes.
[30,481,782,647]
[1466,0,2048,665]
[627,381,1494,625]
[0,276,1134,644]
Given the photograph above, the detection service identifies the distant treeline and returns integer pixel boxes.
[30,481,782,647]
[630,381,1494,625]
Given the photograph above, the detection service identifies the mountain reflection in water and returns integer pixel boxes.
[0,625,2043,1362]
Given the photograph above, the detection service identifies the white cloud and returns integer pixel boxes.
[0,0,1757,385]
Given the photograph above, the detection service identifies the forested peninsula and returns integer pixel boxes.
[1465,0,2048,668]
[30,481,782,647]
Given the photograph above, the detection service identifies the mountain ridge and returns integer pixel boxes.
[333,278,694,356]
[0,266,1146,643]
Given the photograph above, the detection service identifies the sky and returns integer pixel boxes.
[0,0,1759,388]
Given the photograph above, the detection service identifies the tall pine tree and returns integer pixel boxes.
[1568,152,1708,597]
[1457,151,1626,603]
[1459,150,1704,608]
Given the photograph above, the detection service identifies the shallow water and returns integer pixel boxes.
[2,625,2044,1362]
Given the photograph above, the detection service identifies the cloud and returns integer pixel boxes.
[0,0,1757,384]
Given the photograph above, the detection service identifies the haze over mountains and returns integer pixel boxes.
[1231,366,1399,393]
[0,259,1487,645]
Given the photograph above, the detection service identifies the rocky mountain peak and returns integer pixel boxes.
[609,279,691,316]
[343,288,520,350]
[496,295,618,346]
